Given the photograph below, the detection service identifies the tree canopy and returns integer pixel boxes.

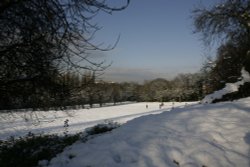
[193,0,250,100]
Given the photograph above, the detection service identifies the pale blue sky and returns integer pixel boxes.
[90,0,220,83]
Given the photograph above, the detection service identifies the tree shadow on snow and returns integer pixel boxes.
[244,132,250,167]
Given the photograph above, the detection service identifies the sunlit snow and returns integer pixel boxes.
[1,86,250,166]
[0,102,192,140]
[44,98,250,167]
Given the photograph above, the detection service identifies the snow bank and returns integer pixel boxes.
[45,98,250,167]
[202,68,250,103]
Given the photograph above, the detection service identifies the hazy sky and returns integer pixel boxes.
[90,0,220,83]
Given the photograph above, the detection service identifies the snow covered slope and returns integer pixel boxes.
[46,98,250,167]
[0,102,192,140]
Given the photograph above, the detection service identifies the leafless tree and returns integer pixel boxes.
[0,0,130,109]
[193,0,250,45]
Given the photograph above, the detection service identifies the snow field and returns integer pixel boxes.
[0,102,194,140]
[1,99,249,167]
[45,98,250,167]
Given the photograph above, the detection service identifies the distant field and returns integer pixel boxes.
[0,102,197,140]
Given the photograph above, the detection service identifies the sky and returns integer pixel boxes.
[90,0,220,83]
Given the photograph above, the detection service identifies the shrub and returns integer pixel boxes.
[85,121,120,136]
[0,121,120,167]
[0,132,81,167]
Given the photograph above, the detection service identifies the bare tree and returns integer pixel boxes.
[193,0,250,45]
[0,0,130,109]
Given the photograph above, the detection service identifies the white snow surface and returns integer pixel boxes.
[202,68,250,103]
[0,102,190,140]
[45,98,250,167]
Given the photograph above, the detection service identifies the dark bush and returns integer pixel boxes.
[0,133,80,167]
[0,122,120,167]
[85,123,120,136]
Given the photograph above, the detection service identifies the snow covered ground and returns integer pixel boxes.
[43,98,250,167]
[0,102,193,140]
[1,98,250,167]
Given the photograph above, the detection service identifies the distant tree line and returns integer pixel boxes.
[0,69,206,110]
[136,73,204,102]
[51,72,205,108]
